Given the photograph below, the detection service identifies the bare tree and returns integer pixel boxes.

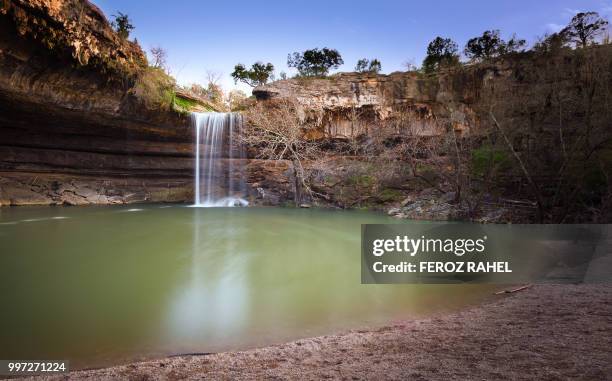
[205,70,222,86]
[149,46,167,70]
[402,58,418,72]
[489,111,545,221]
[243,99,321,203]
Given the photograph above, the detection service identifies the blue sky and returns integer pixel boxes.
[94,0,612,94]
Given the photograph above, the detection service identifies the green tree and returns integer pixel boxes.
[533,32,569,54]
[422,36,460,72]
[464,30,504,61]
[501,34,527,54]
[562,11,609,48]
[287,48,343,77]
[355,58,382,73]
[231,62,275,87]
[111,12,134,39]
[369,59,382,73]
[355,58,369,72]
[464,30,526,61]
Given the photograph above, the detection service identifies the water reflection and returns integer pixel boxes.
[166,210,249,346]
[0,205,496,368]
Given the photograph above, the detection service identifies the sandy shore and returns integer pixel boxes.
[23,284,612,380]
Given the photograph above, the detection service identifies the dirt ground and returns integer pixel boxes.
[23,284,612,381]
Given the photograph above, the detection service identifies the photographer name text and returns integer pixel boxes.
[370,235,512,274]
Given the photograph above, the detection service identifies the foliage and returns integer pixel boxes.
[561,12,609,48]
[355,59,368,73]
[173,96,198,111]
[130,67,175,110]
[471,145,510,177]
[111,12,134,39]
[502,34,528,54]
[231,62,275,87]
[172,95,215,113]
[355,58,382,73]
[287,48,344,77]
[464,30,525,61]
[422,36,460,73]
[533,32,569,54]
[465,30,503,61]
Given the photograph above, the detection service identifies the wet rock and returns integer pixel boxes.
[400,196,415,207]
[387,208,401,216]
[3,185,54,205]
[61,192,89,206]
[247,160,297,206]
[476,208,508,224]
[0,0,206,207]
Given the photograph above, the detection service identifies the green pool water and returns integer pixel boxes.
[0,205,494,369]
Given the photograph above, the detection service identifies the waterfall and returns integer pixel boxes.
[192,112,248,207]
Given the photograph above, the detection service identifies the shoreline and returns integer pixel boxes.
[23,283,611,380]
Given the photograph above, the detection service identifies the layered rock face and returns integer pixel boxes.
[0,0,296,206]
[0,0,190,205]
[253,70,478,138]
[254,49,611,142]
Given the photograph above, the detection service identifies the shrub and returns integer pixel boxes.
[471,145,510,177]
[130,67,175,110]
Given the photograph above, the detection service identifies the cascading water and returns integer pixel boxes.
[192,112,248,207]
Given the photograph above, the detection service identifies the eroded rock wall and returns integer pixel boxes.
[253,70,479,138]
[0,0,297,206]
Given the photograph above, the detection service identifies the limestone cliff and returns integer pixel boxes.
[252,47,612,222]
[253,70,477,138]
[0,0,294,206]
